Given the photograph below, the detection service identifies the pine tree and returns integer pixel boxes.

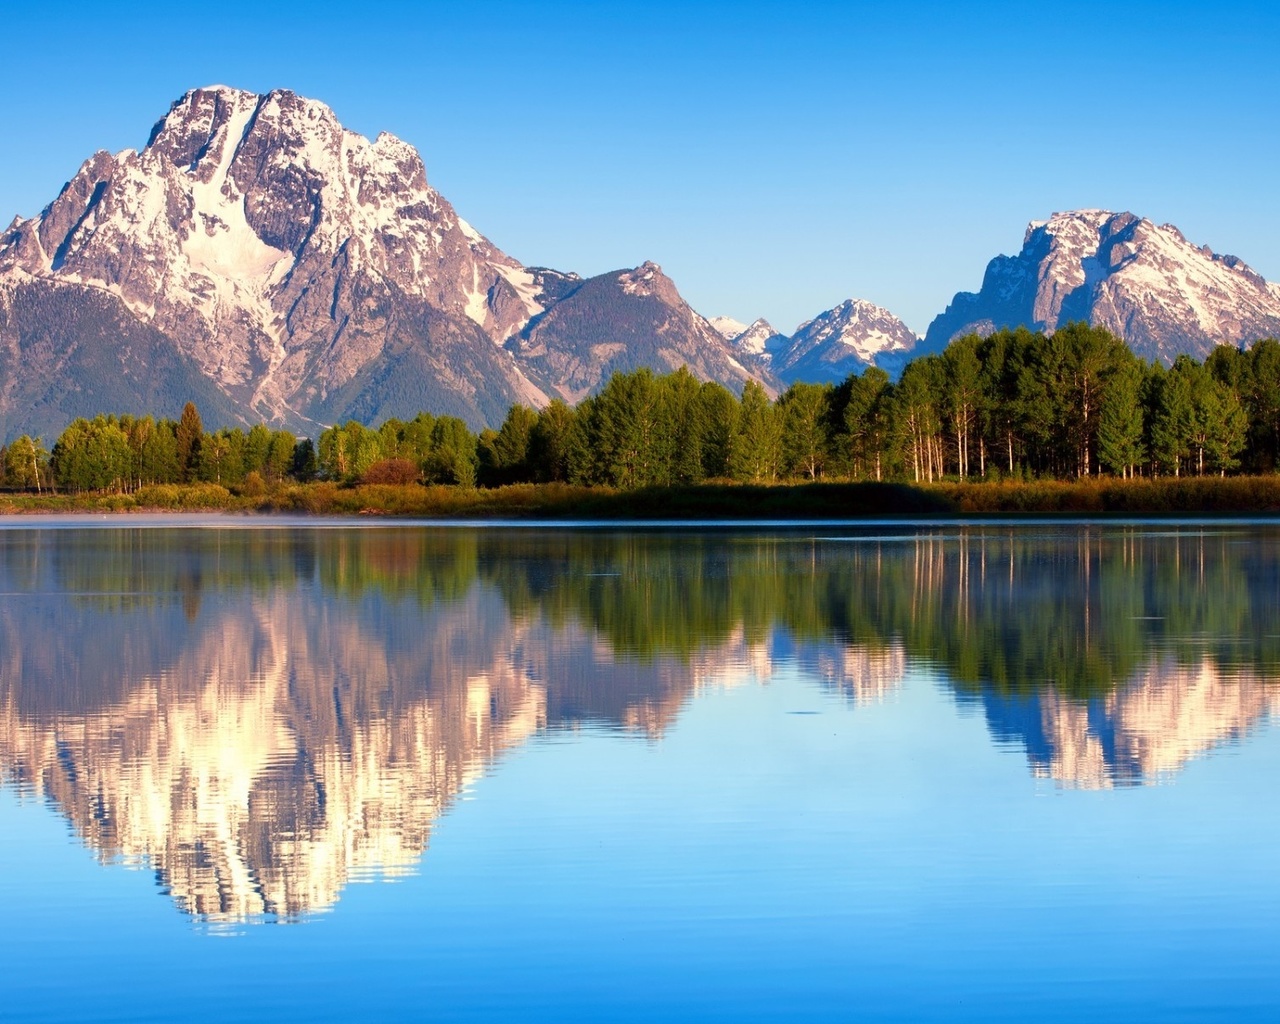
[729,380,781,482]
[1097,357,1146,477]
[175,402,203,483]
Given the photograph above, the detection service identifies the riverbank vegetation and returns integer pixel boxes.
[5,476,1280,517]
[4,323,1280,514]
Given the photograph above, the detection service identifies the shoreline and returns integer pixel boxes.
[4,477,1280,522]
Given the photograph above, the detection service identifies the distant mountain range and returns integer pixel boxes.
[2,85,1278,440]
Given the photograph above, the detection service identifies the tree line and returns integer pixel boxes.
[4,322,1280,494]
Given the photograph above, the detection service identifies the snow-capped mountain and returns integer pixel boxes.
[777,299,918,382]
[0,86,769,439]
[712,302,920,384]
[924,209,1280,362]
[729,318,788,359]
[708,316,748,342]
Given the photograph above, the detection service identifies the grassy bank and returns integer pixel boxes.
[3,476,1280,518]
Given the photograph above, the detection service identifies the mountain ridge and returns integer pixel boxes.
[4,86,1280,442]
[923,209,1280,361]
[0,85,772,439]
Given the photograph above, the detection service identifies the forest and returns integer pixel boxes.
[3,322,1280,496]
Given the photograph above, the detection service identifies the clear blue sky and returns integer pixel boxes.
[1,0,1276,335]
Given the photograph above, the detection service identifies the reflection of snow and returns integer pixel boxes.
[985,657,1280,790]
[803,642,907,706]
[0,593,547,923]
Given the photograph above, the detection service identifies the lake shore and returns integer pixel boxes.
[5,476,1280,518]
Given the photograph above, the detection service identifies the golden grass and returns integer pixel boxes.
[2,475,1280,518]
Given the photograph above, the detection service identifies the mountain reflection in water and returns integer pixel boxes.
[0,525,1277,922]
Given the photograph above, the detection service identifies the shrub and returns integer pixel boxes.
[360,458,420,486]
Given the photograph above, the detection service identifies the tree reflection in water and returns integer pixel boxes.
[0,524,1276,921]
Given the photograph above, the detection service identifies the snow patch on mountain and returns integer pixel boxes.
[708,315,748,341]
[925,209,1280,363]
[730,318,787,358]
[771,299,918,383]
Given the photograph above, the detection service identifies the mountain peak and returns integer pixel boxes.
[0,86,776,438]
[926,209,1280,361]
[776,298,917,382]
[708,315,749,341]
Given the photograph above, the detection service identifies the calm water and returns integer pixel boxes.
[1,520,1278,1022]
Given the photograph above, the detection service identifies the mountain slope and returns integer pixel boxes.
[0,86,555,435]
[924,209,1280,362]
[711,302,921,384]
[0,86,772,439]
[0,280,243,441]
[776,299,918,382]
[506,262,769,402]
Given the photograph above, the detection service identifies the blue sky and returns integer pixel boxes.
[1,0,1276,334]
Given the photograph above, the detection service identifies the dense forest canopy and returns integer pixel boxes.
[4,325,1280,493]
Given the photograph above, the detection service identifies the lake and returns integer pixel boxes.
[1,519,1277,1022]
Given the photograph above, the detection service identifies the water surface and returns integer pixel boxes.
[0,522,1277,1022]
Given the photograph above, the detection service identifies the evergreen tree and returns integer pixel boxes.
[1097,356,1146,477]
[528,400,574,483]
[1246,339,1280,471]
[696,382,739,480]
[291,438,318,482]
[175,402,203,483]
[842,367,890,481]
[779,381,833,480]
[729,380,781,482]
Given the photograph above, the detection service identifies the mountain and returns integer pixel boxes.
[729,318,787,358]
[707,316,748,341]
[0,86,769,440]
[776,299,918,382]
[924,209,1280,362]
[504,262,765,403]
[981,655,1279,789]
[711,302,920,385]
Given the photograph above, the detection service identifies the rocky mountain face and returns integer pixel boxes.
[777,299,918,382]
[713,301,920,385]
[924,209,1280,362]
[504,261,763,403]
[0,86,770,440]
[8,87,1279,444]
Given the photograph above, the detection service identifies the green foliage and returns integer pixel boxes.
[528,400,574,483]
[4,435,50,492]
[423,416,478,486]
[779,381,833,480]
[478,404,538,486]
[175,402,203,482]
[52,416,132,492]
[291,438,318,482]
[1097,357,1146,476]
[11,326,1280,498]
[695,381,739,479]
[729,380,781,482]
[840,366,891,480]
